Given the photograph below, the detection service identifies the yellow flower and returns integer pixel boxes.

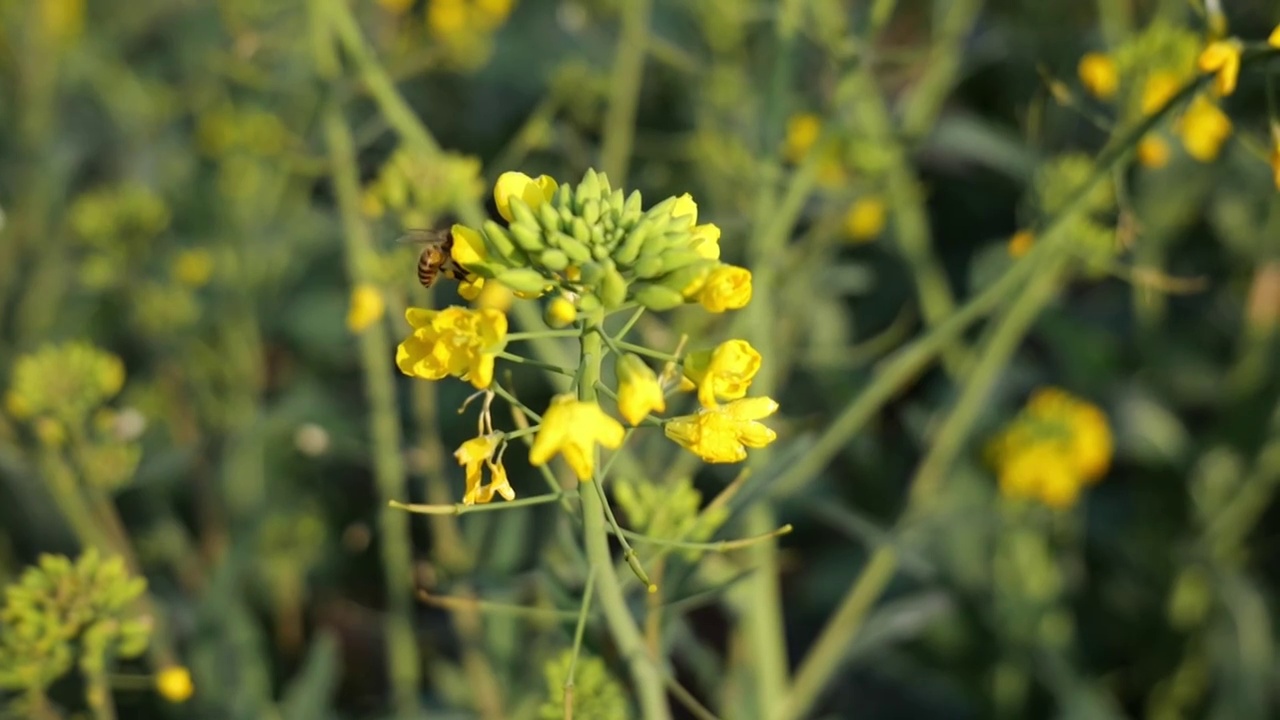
[528,395,626,480]
[1077,52,1119,100]
[454,434,515,504]
[997,444,1082,510]
[473,279,514,312]
[783,113,822,163]
[697,265,752,313]
[1137,136,1171,169]
[1140,71,1183,115]
[171,249,214,288]
[1270,24,1280,48]
[615,354,665,425]
[1177,95,1232,162]
[40,0,84,43]
[493,171,558,223]
[670,194,722,260]
[155,666,194,703]
[395,306,508,389]
[346,284,386,333]
[844,196,887,242]
[664,397,779,464]
[1197,39,1242,97]
[427,0,468,36]
[1008,230,1034,258]
[682,340,762,409]
[545,296,577,328]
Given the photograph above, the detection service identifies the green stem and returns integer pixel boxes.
[324,105,421,720]
[592,477,653,588]
[599,0,653,181]
[506,330,582,341]
[620,524,793,553]
[565,569,597,719]
[613,340,679,362]
[578,308,671,720]
[772,255,1070,720]
[496,351,575,377]
[390,490,575,516]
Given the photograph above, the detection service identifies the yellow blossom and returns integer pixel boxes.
[997,444,1082,509]
[473,279,514,312]
[155,666,194,703]
[528,394,626,480]
[1177,95,1232,162]
[664,397,779,464]
[493,171,558,223]
[171,249,214,288]
[615,354,665,425]
[454,434,515,504]
[1008,230,1034,258]
[346,284,386,333]
[1197,39,1242,97]
[670,194,722,259]
[783,113,822,163]
[450,224,487,267]
[697,265,752,313]
[682,340,762,409]
[427,0,469,36]
[395,306,507,389]
[1270,24,1280,48]
[545,296,577,327]
[844,196,887,242]
[1138,136,1171,169]
[1140,71,1183,115]
[1077,52,1119,100]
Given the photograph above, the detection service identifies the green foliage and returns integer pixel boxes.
[538,650,632,720]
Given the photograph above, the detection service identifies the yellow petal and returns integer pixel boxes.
[451,224,487,266]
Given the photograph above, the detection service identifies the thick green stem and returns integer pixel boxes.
[579,309,671,720]
[599,0,652,181]
[324,105,421,720]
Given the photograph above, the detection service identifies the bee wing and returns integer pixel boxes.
[395,229,446,246]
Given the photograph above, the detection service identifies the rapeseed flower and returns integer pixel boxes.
[1197,39,1242,97]
[494,171,557,223]
[455,434,515,504]
[697,265,753,312]
[615,354,665,426]
[1137,136,1171,169]
[1077,52,1119,100]
[844,196,887,242]
[682,340,761,409]
[670,194,722,260]
[395,306,508,389]
[1177,95,1232,162]
[544,296,577,327]
[528,395,625,479]
[1008,230,1034,258]
[664,397,778,463]
[1140,70,1183,115]
[155,666,194,703]
[346,284,386,333]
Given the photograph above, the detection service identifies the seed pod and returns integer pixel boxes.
[600,266,628,309]
[571,217,592,246]
[558,235,593,263]
[632,283,686,311]
[497,268,553,295]
[509,223,546,252]
[539,248,570,271]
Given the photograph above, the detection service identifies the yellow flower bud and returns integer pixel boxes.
[1008,230,1034,258]
[615,354,665,426]
[473,280,514,312]
[697,265,752,313]
[783,113,822,163]
[494,172,558,223]
[1177,95,1232,162]
[1077,52,1119,100]
[346,284,386,333]
[172,249,214,288]
[1137,136,1171,169]
[156,666,194,703]
[545,296,577,328]
[1197,39,1242,97]
[1140,71,1182,116]
[843,196,887,242]
[682,339,762,409]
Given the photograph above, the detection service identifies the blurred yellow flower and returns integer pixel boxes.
[450,224,488,266]
[545,296,577,327]
[6,342,125,422]
[40,0,84,43]
[493,171,558,223]
[1140,71,1182,115]
[346,284,386,334]
[1177,95,1232,162]
[428,0,469,35]
[1077,52,1119,100]
[455,434,515,504]
[528,395,625,480]
[1008,230,1034,258]
[986,387,1112,509]
[615,354,665,426]
[1137,136,1171,169]
[682,340,761,409]
[1197,39,1242,97]
[171,249,215,288]
[1270,24,1280,48]
[664,397,779,464]
[155,666,194,703]
[697,265,752,313]
[395,306,508,389]
[783,113,822,163]
[844,196,887,242]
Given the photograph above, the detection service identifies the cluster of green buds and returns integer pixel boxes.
[613,477,729,562]
[453,169,750,316]
[538,649,631,720]
[1010,154,1116,277]
[361,146,485,230]
[0,550,151,705]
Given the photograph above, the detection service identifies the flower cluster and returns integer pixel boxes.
[782,113,888,242]
[0,550,152,700]
[986,388,1113,509]
[360,147,484,230]
[395,170,780,504]
[1010,154,1116,274]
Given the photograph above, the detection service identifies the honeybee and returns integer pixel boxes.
[398,228,465,289]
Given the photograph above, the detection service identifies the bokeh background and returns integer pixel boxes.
[3,0,1280,718]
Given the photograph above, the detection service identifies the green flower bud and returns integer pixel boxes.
[497,268,552,294]
[540,248,570,271]
[620,190,644,229]
[571,217,592,246]
[510,223,545,252]
[656,259,717,297]
[600,266,628,308]
[579,261,605,286]
[577,168,602,205]
[633,255,666,279]
[612,221,653,266]
[481,221,524,264]
[508,196,540,229]
[591,224,608,247]
[644,195,678,220]
[576,292,602,313]
[558,235,593,263]
[607,188,626,215]
[591,243,611,261]
[537,202,561,234]
[632,282,685,311]
[553,183,574,210]
[657,248,705,274]
[558,205,576,229]
[581,198,601,226]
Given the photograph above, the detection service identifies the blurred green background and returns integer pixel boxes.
[3,0,1280,718]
